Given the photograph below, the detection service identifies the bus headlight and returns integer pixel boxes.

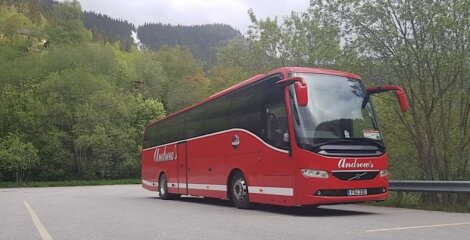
[301,169,329,178]
[379,169,388,177]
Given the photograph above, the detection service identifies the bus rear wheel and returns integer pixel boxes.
[159,174,180,200]
[230,172,251,209]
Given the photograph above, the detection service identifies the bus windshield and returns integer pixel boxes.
[289,73,383,150]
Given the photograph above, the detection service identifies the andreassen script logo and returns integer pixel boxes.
[154,145,177,162]
[338,158,374,168]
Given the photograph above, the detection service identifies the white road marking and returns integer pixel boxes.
[375,209,420,213]
[366,222,470,232]
[24,199,53,240]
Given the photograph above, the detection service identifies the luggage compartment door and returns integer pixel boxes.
[177,142,188,195]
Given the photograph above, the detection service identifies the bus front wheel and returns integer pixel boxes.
[230,172,251,209]
[159,174,180,200]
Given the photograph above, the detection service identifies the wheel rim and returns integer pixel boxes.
[233,177,247,201]
[160,177,166,195]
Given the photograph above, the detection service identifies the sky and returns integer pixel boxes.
[75,0,311,34]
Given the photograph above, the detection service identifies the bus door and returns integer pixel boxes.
[262,100,294,185]
[177,142,188,195]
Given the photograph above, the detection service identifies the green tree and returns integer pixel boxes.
[0,134,39,184]
[72,90,165,178]
[0,82,45,142]
[215,38,272,75]
[324,0,470,204]
[246,8,342,67]
[133,51,166,100]
[0,0,215,183]
[0,8,34,42]
[214,7,346,90]
[166,73,208,112]
[133,45,208,112]
[207,66,251,94]
[43,0,91,45]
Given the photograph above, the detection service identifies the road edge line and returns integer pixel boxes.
[24,198,54,240]
[365,222,470,232]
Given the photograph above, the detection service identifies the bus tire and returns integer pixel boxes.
[230,172,251,209]
[158,174,180,200]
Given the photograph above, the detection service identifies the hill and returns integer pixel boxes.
[137,23,242,67]
[81,11,243,67]
[82,11,135,51]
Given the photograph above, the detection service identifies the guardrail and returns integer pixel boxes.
[389,180,470,193]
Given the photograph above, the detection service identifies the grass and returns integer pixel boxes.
[368,191,470,213]
[0,179,140,188]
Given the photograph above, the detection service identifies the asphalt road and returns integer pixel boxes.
[1,185,469,240]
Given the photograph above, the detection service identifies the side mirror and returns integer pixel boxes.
[276,77,308,107]
[365,85,408,112]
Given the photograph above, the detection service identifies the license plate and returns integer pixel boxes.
[347,189,367,196]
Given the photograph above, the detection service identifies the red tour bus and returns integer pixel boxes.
[141,67,408,208]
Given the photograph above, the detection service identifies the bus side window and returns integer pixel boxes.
[166,115,185,143]
[185,107,205,138]
[143,124,157,149]
[265,102,288,149]
[263,75,288,150]
[154,120,169,146]
[204,95,230,135]
[229,82,264,136]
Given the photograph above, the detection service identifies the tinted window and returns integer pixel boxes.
[143,119,168,148]
[229,81,265,136]
[166,114,185,143]
[154,120,169,146]
[143,124,157,148]
[143,74,286,149]
[204,95,231,135]
[185,106,206,138]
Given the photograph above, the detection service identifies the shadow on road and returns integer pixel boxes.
[173,196,374,217]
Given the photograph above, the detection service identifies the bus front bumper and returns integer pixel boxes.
[295,173,389,206]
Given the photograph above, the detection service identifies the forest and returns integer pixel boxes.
[82,11,242,67]
[82,11,135,51]
[137,23,242,68]
[0,0,469,206]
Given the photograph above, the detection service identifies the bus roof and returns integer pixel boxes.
[146,67,362,127]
